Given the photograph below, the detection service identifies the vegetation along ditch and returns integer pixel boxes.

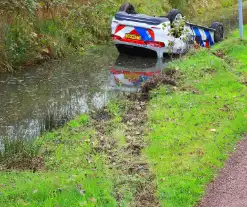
[0,24,247,206]
[0,0,240,72]
[0,0,247,207]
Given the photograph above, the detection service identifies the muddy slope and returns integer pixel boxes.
[91,96,160,206]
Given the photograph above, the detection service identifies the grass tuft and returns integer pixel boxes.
[0,138,41,171]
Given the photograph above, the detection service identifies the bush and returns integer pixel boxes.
[4,15,39,67]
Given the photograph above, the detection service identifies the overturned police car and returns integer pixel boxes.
[111,3,224,58]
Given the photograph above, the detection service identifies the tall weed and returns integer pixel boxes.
[4,15,38,67]
[0,137,41,170]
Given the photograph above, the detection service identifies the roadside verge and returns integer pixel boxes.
[146,26,247,207]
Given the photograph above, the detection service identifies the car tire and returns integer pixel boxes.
[210,22,224,43]
[167,9,184,25]
[119,3,137,14]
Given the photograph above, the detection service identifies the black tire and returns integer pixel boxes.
[167,9,184,24]
[119,3,137,14]
[210,22,224,43]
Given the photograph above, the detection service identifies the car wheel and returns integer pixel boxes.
[167,9,184,25]
[210,22,224,43]
[119,3,137,14]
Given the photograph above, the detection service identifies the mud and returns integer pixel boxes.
[91,110,112,122]
[141,69,178,96]
[90,95,160,206]
[0,156,44,172]
[212,51,226,59]
[243,80,247,86]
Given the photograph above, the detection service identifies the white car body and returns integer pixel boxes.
[111,12,216,58]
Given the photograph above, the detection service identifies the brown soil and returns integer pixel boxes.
[243,80,247,86]
[198,136,247,207]
[141,69,178,96]
[91,96,160,206]
[212,51,226,59]
[0,156,44,172]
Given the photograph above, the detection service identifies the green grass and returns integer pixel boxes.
[0,99,137,207]
[146,26,247,207]
[0,114,117,207]
[1,21,247,207]
[0,137,41,170]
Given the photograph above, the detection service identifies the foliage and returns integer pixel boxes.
[0,0,37,14]
[168,0,237,15]
[4,15,38,67]
[146,26,247,207]
[163,16,192,56]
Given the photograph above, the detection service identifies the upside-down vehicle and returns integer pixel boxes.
[111,3,224,58]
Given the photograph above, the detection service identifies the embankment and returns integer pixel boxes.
[0,26,247,207]
[0,0,238,72]
[146,26,247,206]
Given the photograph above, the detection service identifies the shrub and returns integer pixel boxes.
[4,15,39,67]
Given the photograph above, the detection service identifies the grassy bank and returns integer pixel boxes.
[0,114,118,206]
[0,11,246,207]
[0,0,237,72]
[0,97,160,206]
[146,27,247,206]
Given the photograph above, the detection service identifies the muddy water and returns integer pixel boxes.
[0,46,167,140]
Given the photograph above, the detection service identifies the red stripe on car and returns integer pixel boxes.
[115,25,125,34]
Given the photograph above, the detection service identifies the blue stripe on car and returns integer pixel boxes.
[204,29,214,46]
[193,27,204,47]
[134,27,153,41]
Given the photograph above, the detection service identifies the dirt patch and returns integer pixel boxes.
[198,136,247,207]
[181,84,200,94]
[242,80,247,86]
[90,96,160,206]
[202,68,217,74]
[0,156,44,172]
[212,51,226,59]
[141,69,178,97]
[91,109,112,122]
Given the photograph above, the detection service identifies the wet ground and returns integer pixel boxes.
[0,5,246,141]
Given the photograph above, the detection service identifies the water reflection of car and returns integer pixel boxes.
[107,55,167,92]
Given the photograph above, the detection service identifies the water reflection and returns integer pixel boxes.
[0,47,118,140]
[107,55,168,92]
[0,52,168,141]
